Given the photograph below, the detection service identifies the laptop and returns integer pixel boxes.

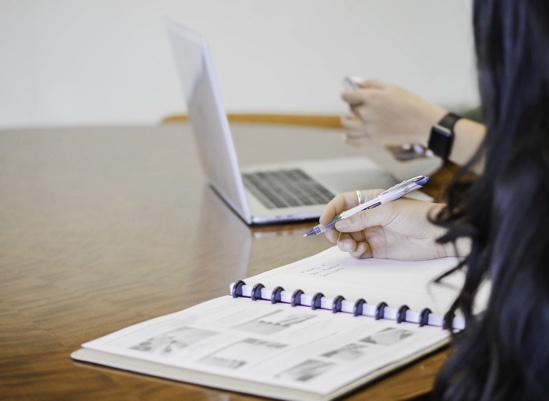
[164,18,398,225]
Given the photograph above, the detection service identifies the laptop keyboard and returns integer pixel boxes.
[242,169,335,209]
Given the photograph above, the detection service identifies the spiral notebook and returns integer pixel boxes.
[71,247,490,401]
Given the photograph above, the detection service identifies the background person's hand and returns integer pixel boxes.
[320,189,450,260]
[340,80,447,146]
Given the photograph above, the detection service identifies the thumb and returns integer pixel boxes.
[341,90,365,105]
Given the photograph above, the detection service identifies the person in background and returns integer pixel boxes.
[341,80,486,175]
[321,0,549,399]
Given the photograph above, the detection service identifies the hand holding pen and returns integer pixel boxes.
[304,176,429,237]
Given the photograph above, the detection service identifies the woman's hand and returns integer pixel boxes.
[320,189,451,260]
[340,79,447,146]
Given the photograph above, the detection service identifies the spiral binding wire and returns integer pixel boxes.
[230,280,456,329]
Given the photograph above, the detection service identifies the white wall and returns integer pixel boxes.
[0,0,478,129]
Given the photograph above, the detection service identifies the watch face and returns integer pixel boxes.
[428,113,460,160]
[429,125,454,160]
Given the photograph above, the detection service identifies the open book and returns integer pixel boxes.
[71,246,489,401]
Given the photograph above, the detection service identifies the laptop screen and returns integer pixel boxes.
[164,18,252,223]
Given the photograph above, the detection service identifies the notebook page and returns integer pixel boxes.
[241,246,472,316]
[76,295,449,400]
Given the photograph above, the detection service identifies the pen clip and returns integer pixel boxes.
[379,176,428,202]
[380,176,427,195]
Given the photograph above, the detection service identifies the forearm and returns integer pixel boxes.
[448,118,485,174]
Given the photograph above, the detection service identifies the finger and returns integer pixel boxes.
[335,202,394,233]
[319,191,361,225]
[319,189,383,225]
[340,114,363,131]
[349,241,373,259]
[356,189,384,204]
[340,115,372,145]
[343,133,370,146]
[349,103,367,121]
[341,91,366,106]
[319,193,350,225]
[323,227,339,243]
[337,233,357,252]
[356,79,386,90]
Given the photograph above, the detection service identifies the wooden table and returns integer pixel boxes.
[0,122,455,401]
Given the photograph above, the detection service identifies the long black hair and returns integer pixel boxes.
[433,0,549,400]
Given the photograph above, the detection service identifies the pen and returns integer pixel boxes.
[303,175,429,237]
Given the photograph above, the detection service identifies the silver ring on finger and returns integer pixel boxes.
[356,190,364,205]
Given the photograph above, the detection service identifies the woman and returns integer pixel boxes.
[320,0,549,399]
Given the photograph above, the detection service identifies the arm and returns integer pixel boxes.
[450,118,485,173]
[340,80,485,173]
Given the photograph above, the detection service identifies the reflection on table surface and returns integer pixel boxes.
[0,122,453,401]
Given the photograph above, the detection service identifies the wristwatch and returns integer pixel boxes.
[428,112,461,160]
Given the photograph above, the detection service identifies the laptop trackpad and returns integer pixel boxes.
[313,170,397,194]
